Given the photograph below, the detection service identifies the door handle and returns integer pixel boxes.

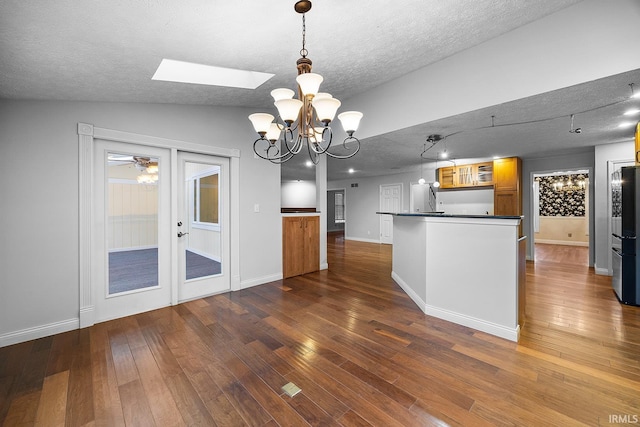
[178,232,189,237]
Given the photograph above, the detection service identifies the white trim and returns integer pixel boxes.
[534,239,589,247]
[424,304,519,342]
[240,273,282,289]
[0,318,79,348]
[92,126,240,158]
[594,264,611,276]
[392,271,518,342]
[78,122,241,329]
[78,123,94,328]
[230,156,241,291]
[346,236,381,244]
[392,271,427,311]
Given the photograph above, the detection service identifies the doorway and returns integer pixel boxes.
[531,169,591,266]
[327,189,346,236]
[81,123,240,327]
[379,183,402,244]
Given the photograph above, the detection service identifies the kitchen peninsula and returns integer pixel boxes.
[378,212,526,341]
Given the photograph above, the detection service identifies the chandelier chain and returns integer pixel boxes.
[300,13,308,58]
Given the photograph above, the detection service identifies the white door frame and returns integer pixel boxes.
[78,123,240,328]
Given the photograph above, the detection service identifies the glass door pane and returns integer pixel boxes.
[107,153,160,294]
[184,162,222,281]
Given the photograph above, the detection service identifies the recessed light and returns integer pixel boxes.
[619,122,635,128]
[348,168,355,174]
[623,108,640,116]
[305,161,313,167]
[152,59,274,89]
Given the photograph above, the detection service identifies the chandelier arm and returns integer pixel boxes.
[307,127,333,154]
[253,138,288,161]
[324,135,361,159]
[306,140,321,164]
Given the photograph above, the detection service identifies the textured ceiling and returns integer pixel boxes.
[2,0,638,182]
[0,0,582,106]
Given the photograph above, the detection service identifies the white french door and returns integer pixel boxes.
[177,151,230,301]
[93,140,172,322]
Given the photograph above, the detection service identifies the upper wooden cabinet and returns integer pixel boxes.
[493,157,523,234]
[438,161,493,189]
[282,215,319,279]
[493,157,521,192]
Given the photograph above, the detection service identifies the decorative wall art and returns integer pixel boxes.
[537,174,588,217]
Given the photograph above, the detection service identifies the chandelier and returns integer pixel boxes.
[248,1,363,164]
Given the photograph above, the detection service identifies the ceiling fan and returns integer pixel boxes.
[107,154,158,172]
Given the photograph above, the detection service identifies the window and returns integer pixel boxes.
[335,192,345,223]
[193,172,219,225]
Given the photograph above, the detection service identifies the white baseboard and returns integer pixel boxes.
[392,271,426,311]
[240,273,282,290]
[0,318,79,348]
[80,306,95,328]
[391,271,518,342]
[535,239,588,247]
[423,304,519,342]
[345,236,381,244]
[594,265,611,276]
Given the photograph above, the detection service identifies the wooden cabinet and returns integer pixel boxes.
[438,161,493,189]
[493,157,523,234]
[283,215,319,278]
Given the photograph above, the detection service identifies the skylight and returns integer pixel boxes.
[152,59,274,89]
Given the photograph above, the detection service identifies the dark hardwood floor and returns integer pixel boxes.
[1,234,639,426]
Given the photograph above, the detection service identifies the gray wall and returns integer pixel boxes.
[0,99,282,341]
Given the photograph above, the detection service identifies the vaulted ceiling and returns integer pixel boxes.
[1,0,638,181]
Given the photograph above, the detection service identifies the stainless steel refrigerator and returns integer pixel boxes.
[611,165,640,305]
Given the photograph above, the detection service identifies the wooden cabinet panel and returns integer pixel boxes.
[283,216,319,278]
[438,166,456,189]
[494,190,519,216]
[493,157,520,192]
[303,216,320,274]
[438,162,493,189]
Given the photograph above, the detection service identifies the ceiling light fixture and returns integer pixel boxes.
[569,114,582,134]
[248,1,363,164]
[422,134,444,188]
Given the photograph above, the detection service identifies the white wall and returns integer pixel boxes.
[341,0,640,140]
[329,168,436,242]
[281,180,316,208]
[0,99,282,344]
[436,189,494,216]
[594,140,635,275]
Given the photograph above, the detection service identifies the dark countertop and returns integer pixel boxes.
[376,211,523,220]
